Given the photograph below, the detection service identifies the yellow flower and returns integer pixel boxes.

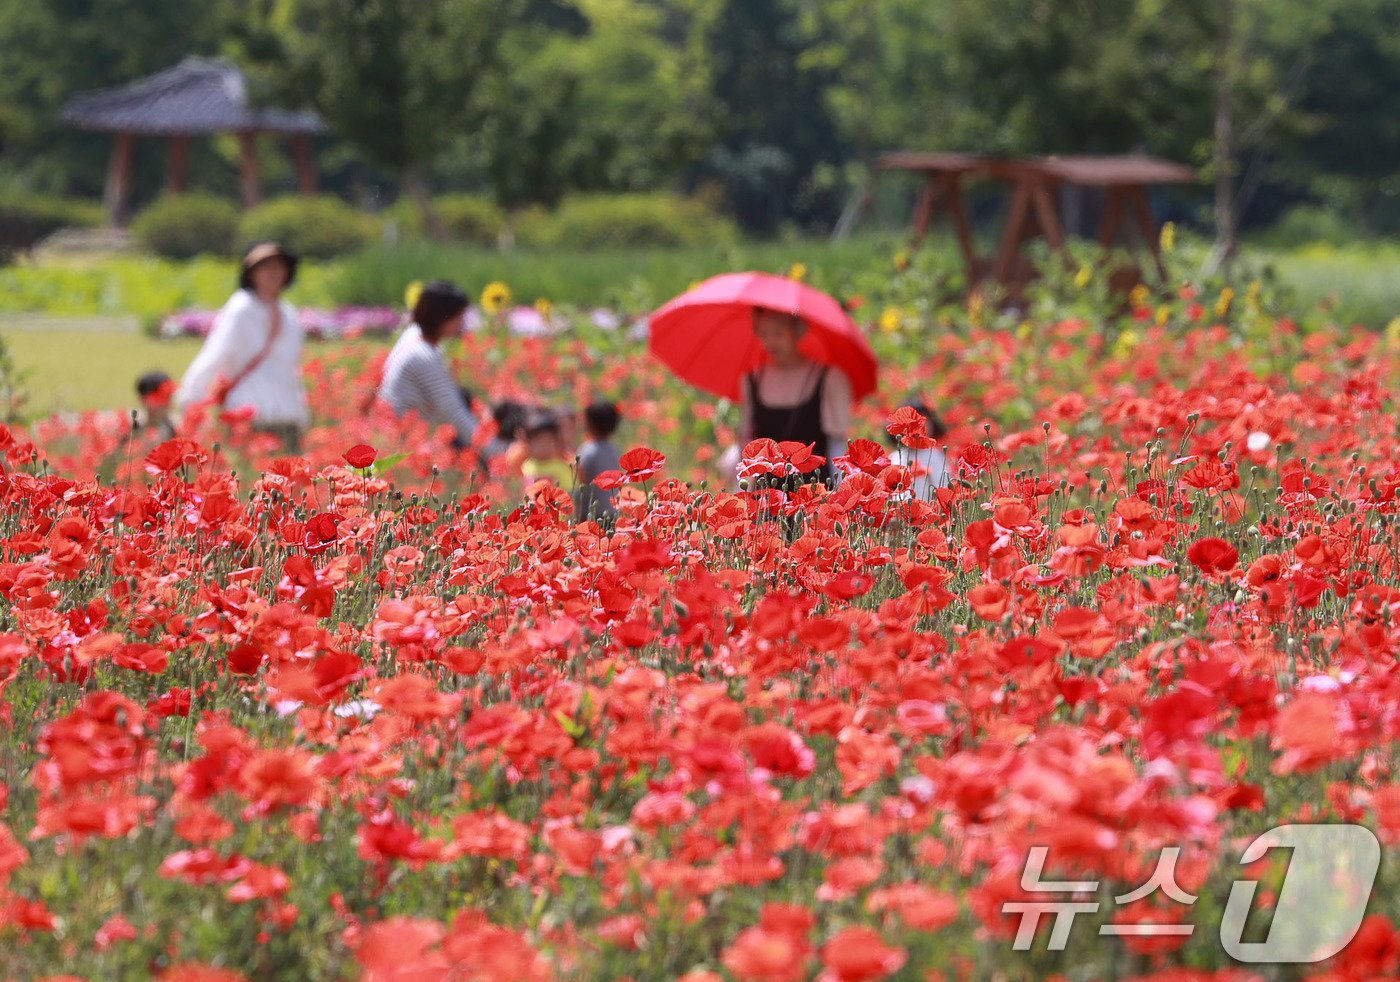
[1114,329,1141,360]
[893,250,911,273]
[404,280,425,311]
[1155,305,1171,327]
[1215,287,1235,319]
[879,306,902,334]
[1129,284,1151,310]
[535,297,554,320]
[1386,317,1400,349]
[1073,265,1092,290]
[481,281,512,316]
[1160,221,1177,252]
[1016,322,1033,341]
[968,292,984,327]
[787,262,808,282]
[1245,280,1262,312]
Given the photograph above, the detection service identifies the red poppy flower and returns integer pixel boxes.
[618,446,666,482]
[144,439,208,474]
[140,378,178,410]
[343,444,377,469]
[1187,537,1239,575]
[819,926,906,982]
[885,406,935,449]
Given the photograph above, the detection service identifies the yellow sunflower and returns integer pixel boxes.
[878,306,903,334]
[481,281,512,316]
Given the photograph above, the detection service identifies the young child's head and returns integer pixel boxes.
[492,400,528,442]
[523,411,563,459]
[136,371,175,422]
[901,402,948,441]
[583,400,620,442]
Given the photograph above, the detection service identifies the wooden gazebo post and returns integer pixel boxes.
[291,134,318,196]
[103,132,136,226]
[166,134,191,195]
[238,131,261,209]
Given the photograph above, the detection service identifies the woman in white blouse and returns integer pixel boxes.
[175,242,309,451]
[377,280,480,451]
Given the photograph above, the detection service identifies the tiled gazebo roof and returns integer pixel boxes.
[62,57,324,136]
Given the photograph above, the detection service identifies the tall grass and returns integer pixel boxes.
[1254,242,1400,329]
[331,236,933,313]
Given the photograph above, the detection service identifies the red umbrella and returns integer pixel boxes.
[648,272,878,402]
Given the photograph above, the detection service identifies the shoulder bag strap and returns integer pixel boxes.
[218,300,283,406]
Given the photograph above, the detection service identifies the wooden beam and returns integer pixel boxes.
[1126,186,1167,279]
[103,131,136,227]
[291,134,318,196]
[1097,188,1125,249]
[238,131,261,209]
[1030,181,1066,251]
[943,176,980,284]
[909,175,944,246]
[993,181,1033,284]
[167,134,191,195]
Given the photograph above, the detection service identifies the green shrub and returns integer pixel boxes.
[238,195,379,260]
[514,194,739,250]
[0,194,105,262]
[1254,205,1358,249]
[388,194,505,247]
[131,194,240,260]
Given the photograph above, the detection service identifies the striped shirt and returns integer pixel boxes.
[378,324,479,445]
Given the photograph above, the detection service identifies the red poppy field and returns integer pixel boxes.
[5,286,1400,981]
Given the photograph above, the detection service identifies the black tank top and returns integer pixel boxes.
[748,365,830,484]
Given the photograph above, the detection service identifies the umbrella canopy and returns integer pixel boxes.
[648,272,878,402]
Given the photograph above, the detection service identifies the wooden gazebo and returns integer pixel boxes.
[62,57,326,226]
[877,152,1196,296]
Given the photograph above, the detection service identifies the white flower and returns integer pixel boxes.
[1247,431,1271,452]
[333,699,383,720]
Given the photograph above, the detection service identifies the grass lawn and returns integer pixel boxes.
[1256,242,1400,329]
[1,320,202,416]
[3,236,1399,420]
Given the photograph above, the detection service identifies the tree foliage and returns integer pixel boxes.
[2,0,1399,236]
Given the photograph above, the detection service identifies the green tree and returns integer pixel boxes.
[478,0,718,216]
[702,0,848,234]
[0,0,226,197]
[276,0,516,238]
[1285,0,1400,234]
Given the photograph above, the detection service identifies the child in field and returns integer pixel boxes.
[520,411,574,488]
[485,399,528,470]
[573,400,622,522]
[889,402,949,499]
[135,371,177,440]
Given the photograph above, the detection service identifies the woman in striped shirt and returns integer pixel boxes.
[378,280,481,451]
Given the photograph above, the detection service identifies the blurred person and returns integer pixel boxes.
[739,308,852,486]
[378,280,481,452]
[520,410,574,488]
[484,398,528,466]
[135,370,177,441]
[573,399,622,522]
[175,242,308,451]
[889,402,949,499]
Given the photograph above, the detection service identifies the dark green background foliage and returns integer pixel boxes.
[0,0,1397,236]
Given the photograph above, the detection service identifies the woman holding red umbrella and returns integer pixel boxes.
[740,309,852,485]
[648,271,876,489]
